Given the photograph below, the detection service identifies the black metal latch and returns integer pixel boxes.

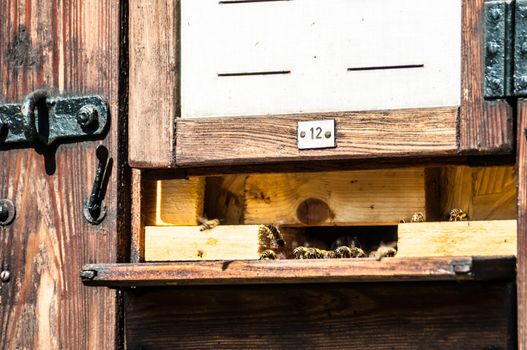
[0,89,108,151]
[485,0,527,98]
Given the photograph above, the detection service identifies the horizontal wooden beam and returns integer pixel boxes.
[82,256,515,287]
[175,107,458,167]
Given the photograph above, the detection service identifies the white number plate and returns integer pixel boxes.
[297,120,336,150]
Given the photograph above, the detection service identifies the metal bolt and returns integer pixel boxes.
[0,204,8,222]
[325,131,332,138]
[487,41,500,56]
[487,77,502,91]
[489,7,502,21]
[1,270,10,283]
[300,131,306,138]
[521,42,527,55]
[0,199,15,226]
[76,105,99,129]
[518,75,527,89]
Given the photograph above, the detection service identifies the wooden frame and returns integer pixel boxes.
[129,0,513,169]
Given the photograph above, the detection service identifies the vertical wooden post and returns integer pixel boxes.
[518,99,527,349]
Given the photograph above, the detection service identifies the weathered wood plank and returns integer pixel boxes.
[0,0,125,348]
[82,257,515,287]
[397,220,517,258]
[517,99,527,349]
[175,108,458,167]
[128,0,178,167]
[124,282,516,349]
[459,0,513,153]
[244,168,425,226]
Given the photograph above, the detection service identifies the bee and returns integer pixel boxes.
[448,208,468,222]
[410,212,425,223]
[321,250,337,259]
[293,246,309,259]
[371,242,397,261]
[198,216,220,231]
[330,236,361,251]
[335,246,352,258]
[259,250,278,260]
[258,224,285,247]
[304,248,321,259]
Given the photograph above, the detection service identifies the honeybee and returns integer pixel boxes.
[330,236,361,251]
[304,248,321,259]
[410,212,425,223]
[258,224,285,247]
[293,246,308,259]
[198,217,220,231]
[259,250,278,260]
[448,208,468,222]
[335,246,352,258]
[371,242,397,261]
[321,250,337,259]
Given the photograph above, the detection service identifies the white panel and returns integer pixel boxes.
[181,0,462,118]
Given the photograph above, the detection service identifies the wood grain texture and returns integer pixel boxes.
[459,0,513,153]
[517,99,527,349]
[244,168,425,226]
[128,0,178,167]
[0,1,125,348]
[125,282,516,350]
[397,220,517,258]
[82,256,515,287]
[143,177,205,226]
[175,107,458,167]
[144,225,262,261]
[437,166,516,221]
[131,169,144,263]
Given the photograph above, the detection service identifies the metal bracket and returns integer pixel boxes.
[485,0,513,98]
[0,89,108,150]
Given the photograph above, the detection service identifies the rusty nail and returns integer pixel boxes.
[1,270,10,282]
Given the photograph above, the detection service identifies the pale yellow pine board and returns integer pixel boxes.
[144,178,205,226]
[145,225,261,261]
[244,168,425,225]
[397,220,517,257]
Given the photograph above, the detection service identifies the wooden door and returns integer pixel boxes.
[0,1,127,348]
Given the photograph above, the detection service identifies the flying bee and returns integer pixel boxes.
[258,224,285,247]
[448,208,468,222]
[293,246,308,259]
[198,216,221,231]
[410,212,425,223]
[372,241,397,261]
[259,250,278,260]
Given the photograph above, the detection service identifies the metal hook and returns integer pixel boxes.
[21,89,49,150]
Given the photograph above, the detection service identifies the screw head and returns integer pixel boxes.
[489,7,502,21]
[1,270,10,283]
[300,131,306,138]
[325,131,332,138]
[518,75,527,89]
[76,105,99,129]
[0,199,15,226]
[487,41,500,56]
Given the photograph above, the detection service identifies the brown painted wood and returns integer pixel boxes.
[81,256,515,287]
[124,282,516,349]
[175,107,458,167]
[459,0,513,154]
[0,0,127,348]
[517,99,527,349]
[130,169,144,263]
[128,0,178,168]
